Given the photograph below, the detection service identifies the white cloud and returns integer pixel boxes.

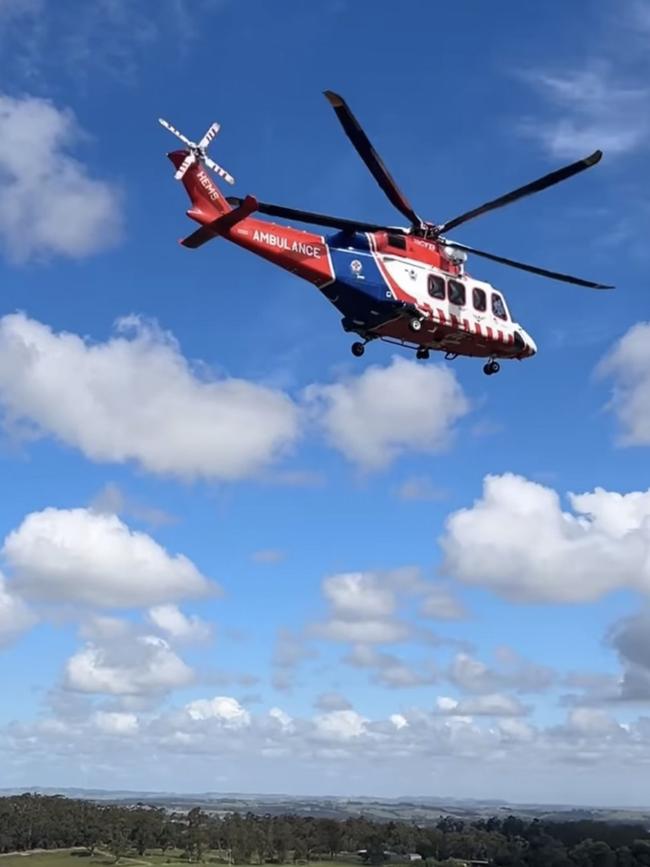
[65,635,193,696]
[566,707,623,736]
[519,64,650,159]
[312,568,435,647]
[3,506,212,608]
[446,650,553,696]
[314,709,367,741]
[305,357,469,469]
[322,572,395,620]
[269,707,294,732]
[0,94,121,262]
[147,604,212,643]
[92,711,139,737]
[0,313,300,481]
[599,322,650,446]
[498,718,535,742]
[185,696,251,729]
[345,644,437,688]
[0,572,34,646]
[441,473,650,602]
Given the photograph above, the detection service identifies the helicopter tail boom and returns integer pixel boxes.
[167,149,232,224]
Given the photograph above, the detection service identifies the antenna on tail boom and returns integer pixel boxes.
[158,117,235,185]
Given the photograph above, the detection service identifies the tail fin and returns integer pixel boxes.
[167,150,231,224]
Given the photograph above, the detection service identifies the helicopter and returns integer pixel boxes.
[159,91,612,376]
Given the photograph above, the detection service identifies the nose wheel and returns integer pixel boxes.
[416,347,430,360]
[351,341,366,358]
[483,360,500,376]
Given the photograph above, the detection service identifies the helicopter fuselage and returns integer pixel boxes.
[224,212,537,363]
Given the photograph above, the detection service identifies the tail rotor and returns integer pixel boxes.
[158,117,235,185]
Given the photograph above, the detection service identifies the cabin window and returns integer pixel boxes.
[448,280,466,306]
[387,233,406,249]
[492,292,508,320]
[472,287,486,312]
[427,274,446,299]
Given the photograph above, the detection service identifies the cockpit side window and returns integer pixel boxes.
[448,280,466,306]
[473,287,486,312]
[428,274,446,299]
[492,292,508,320]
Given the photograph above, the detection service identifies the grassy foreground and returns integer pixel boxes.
[0,853,359,867]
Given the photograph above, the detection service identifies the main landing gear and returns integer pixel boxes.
[483,359,500,376]
[351,341,366,357]
[416,347,430,360]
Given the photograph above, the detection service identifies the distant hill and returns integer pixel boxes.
[1,788,649,826]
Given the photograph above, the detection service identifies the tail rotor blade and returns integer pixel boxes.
[175,153,196,180]
[199,122,220,149]
[204,156,235,185]
[159,118,195,149]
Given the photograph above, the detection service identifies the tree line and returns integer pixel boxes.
[1,794,650,867]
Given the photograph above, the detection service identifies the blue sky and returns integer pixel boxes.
[1,0,650,807]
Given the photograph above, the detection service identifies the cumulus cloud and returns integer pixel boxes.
[599,322,650,446]
[313,709,367,741]
[311,568,435,647]
[147,605,212,643]
[441,473,650,603]
[322,572,395,621]
[2,506,212,608]
[0,314,301,481]
[0,94,122,262]
[345,644,437,689]
[185,696,251,729]
[0,572,35,646]
[92,711,139,737]
[65,634,193,696]
[9,693,650,796]
[448,649,554,695]
[304,357,469,469]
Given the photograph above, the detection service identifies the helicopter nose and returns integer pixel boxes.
[521,329,536,356]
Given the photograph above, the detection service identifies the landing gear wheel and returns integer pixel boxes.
[416,347,430,360]
[483,360,501,376]
[409,317,422,332]
[351,341,365,358]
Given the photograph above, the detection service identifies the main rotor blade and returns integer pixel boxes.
[323,90,423,229]
[445,240,613,289]
[159,118,195,149]
[438,150,603,235]
[226,197,406,235]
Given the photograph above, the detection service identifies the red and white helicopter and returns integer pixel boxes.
[159,92,612,376]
